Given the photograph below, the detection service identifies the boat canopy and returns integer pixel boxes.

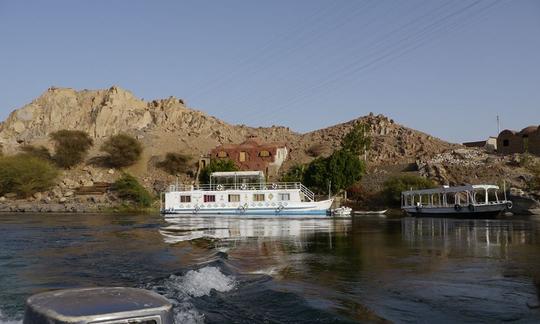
[402,184,499,196]
[210,171,265,186]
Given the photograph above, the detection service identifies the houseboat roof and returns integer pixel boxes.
[402,184,500,196]
[210,171,265,178]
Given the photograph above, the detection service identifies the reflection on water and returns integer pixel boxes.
[1,213,540,323]
[160,215,351,243]
[402,217,535,258]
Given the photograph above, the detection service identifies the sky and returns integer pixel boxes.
[0,0,538,143]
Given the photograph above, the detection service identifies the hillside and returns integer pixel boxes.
[0,86,454,170]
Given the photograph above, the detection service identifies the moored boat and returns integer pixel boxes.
[401,184,512,218]
[161,171,333,216]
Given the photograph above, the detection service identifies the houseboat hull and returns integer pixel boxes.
[403,204,508,218]
[161,199,334,216]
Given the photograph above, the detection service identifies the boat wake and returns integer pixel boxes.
[0,309,20,324]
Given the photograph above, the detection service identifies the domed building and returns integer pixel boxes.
[497,125,540,155]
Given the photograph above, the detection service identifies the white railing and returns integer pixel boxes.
[167,182,315,202]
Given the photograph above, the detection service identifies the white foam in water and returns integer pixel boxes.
[150,266,236,323]
[0,309,21,324]
[174,266,236,298]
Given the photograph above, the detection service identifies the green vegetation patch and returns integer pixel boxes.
[199,159,238,183]
[111,173,153,207]
[382,174,436,207]
[156,152,192,175]
[0,154,59,197]
[50,130,93,168]
[100,134,143,168]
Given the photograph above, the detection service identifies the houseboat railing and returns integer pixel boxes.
[167,182,315,202]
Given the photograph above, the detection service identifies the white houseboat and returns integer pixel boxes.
[401,184,512,218]
[161,171,333,216]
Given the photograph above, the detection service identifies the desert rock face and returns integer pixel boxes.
[0,86,454,167]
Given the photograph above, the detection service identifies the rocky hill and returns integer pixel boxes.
[0,86,454,169]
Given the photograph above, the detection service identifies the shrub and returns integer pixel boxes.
[50,130,93,168]
[199,159,238,184]
[156,153,191,175]
[281,164,307,183]
[0,154,59,197]
[20,145,52,161]
[100,134,142,168]
[382,174,436,207]
[111,173,153,207]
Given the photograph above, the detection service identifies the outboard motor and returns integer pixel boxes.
[23,287,174,324]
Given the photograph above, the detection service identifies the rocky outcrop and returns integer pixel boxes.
[0,87,454,163]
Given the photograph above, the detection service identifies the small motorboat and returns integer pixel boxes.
[23,287,174,324]
[354,209,387,215]
[332,207,352,216]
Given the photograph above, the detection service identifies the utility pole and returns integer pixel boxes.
[497,115,500,135]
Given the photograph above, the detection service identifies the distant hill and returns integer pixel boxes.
[0,86,455,177]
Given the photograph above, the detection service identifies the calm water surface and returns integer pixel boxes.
[1,213,540,323]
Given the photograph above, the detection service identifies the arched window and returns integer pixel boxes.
[259,150,271,157]
[217,151,228,158]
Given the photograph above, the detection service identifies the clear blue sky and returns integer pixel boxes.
[0,0,538,143]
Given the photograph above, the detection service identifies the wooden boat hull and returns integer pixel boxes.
[403,203,508,218]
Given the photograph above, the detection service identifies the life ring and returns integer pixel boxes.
[454,204,462,211]
[216,184,224,191]
[506,201,513,210]
[240,184,247,190]
[194,205,200,213]
[276,204,284,212]
[468,204,475,212]
[271,183,278,190]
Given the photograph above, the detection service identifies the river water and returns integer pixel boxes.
[1,213,540,323]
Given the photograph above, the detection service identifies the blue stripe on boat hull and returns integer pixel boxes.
[161,208,329,216]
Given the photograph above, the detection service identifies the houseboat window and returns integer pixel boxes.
[259,150,271,157]
[503,139,509,147]
[204,195,216,203]
[228,194,240,202]
[217,151,228,158]
[278,193,290,201]
[253,193,265,202]
[239,151,247,162]
[180,195,191,203]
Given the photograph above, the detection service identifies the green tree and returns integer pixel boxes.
[199,159,238,184]
[304,150,365,194]
[280,164,307,182]
[0,154,59,197]
[341,122,371,155]
[326,149,365,192]
[382,174,436,207]
[156,153,192,175]
[111,173,153,207]
[100,133,142,168]
[50,130,93,168]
